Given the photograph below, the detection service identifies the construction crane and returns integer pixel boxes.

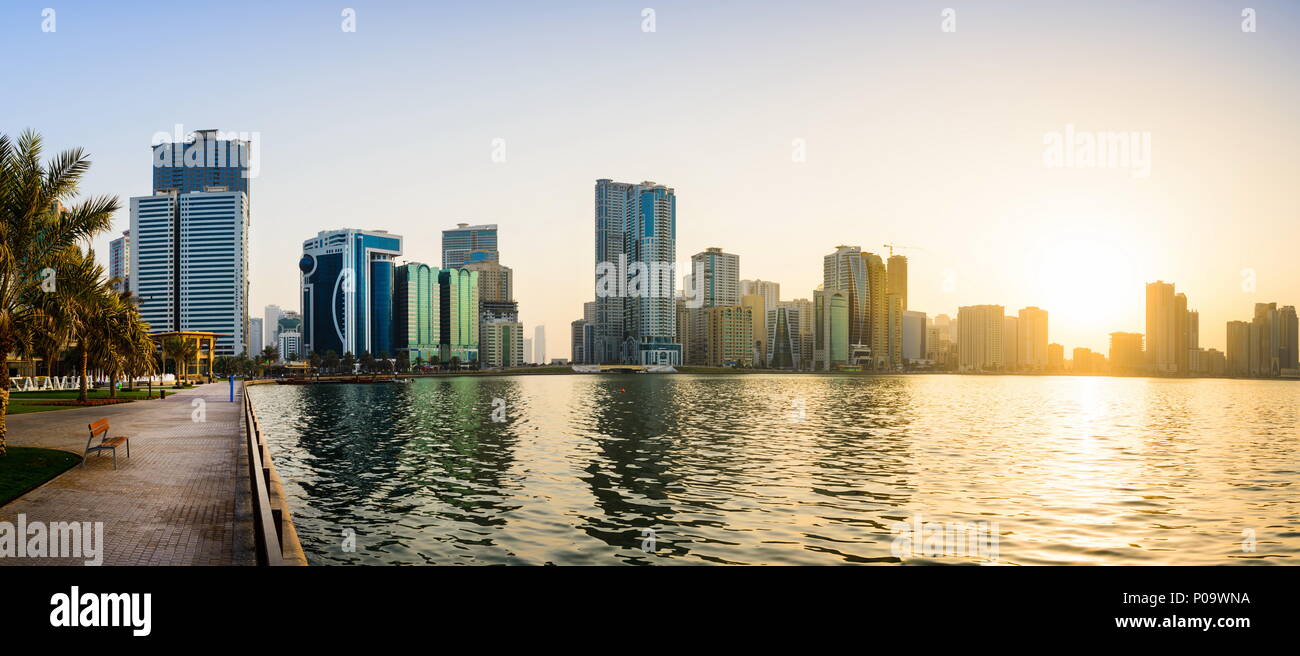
[883,243,923,257]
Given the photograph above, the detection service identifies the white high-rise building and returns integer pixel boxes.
[1003,315,1020,371]
[523,337,534,364]
[1146,281,1178,374]
[264,305,283,354]
[534,325,546,364]
[108,230,130,293]
[131,189,249,356]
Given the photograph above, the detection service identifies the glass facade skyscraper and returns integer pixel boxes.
[299,228,402,357]
[441,223,498,269]
[439,268,479,363]
[592,179,681,366]
[152,129,252,200]
[393,263,440,363]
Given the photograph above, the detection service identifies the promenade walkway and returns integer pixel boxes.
[0,382,255,565]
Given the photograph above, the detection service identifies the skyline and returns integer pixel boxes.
[4,1,1300,356]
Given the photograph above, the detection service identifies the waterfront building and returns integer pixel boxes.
[957,305,1004,372]
[1109,332,1144,375]
[482,320,525,368]
[741,294,767,367]
[813,288,849,371]
[1249,303,1280,376]
[591,179,681,365]
[534,325,546,365]
[277,311,302,340]
[1072,347,1093,374]
[887,255,908,311]
[1282,306,1300,372]
[264,305,282,354]
[1047,343,1065,371]
[706,305,753,367]
[249,318,263,357]
[393,262,440,364]
[779,298,815,370]
[439,268,480,364]
[523,337,533,364]
[571,319,593,364]
[823,246,869,348]
[299,228,402,357]
[1018,307,1049,371]
[885,292,904,368]
[766,306,802,369]
[902,310,926,364]
[442,223,498,269]
[278,331,302,361]
[1226,320,1250,376]
[687,247,740,365]
[1002,316,1020,372]
[108,230,130,293]
[864,252,888,367]
[1203,348,1227,376]
[131,189,249,356]
[1145,281,1177,374]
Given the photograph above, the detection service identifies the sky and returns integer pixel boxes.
[3,0,1298,358]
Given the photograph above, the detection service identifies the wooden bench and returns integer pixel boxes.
[85,418,130,469]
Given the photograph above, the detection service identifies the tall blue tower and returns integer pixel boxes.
[299,229,402,357]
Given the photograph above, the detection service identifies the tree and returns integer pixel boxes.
[162,337,197,386]
[322,350,340,375]
[0,131,119,455]
[340,352,356,374]
[308,351,322,379]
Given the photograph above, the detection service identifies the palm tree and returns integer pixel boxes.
[0,131,119,456]
[162,337,197,386]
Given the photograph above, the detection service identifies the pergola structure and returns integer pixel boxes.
[150,331,224,384]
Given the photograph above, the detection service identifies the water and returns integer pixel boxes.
[249,374,1300,565]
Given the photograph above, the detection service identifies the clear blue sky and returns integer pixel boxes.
[4,1,1299,356]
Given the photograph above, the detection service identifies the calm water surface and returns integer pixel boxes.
[249,374,1300,565]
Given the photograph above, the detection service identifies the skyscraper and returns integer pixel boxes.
[886,254,908,311]
[1002,315,1020,371]
[739,279,779,310]
[687,247,740,364]
[108,230,130,293]
[441,223,498,269]
[592,179,681,365]
[299,228,402,357]
[482,320,525,368]
[439,268,480,364]
[823,246,868,350]
[1145,281,1177,374]
[249,318,264,358]
[863,252,888,367]
[1017,307,1049,371]
[766,306,802,369]
[1281,306,1299,371]
[957,305,1004,372]
[706,305,753,367]
[264,305,282,355]
[534,324,546,364]
[130,189,249,356]
[902,310,926,364]
[1109,332,1144,375]
[393,262,440,364]
[152,129,252,199]
[741,294,767,367]
[813,288,849,371]
[1226,320,1250,376]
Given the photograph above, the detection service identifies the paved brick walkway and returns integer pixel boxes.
[0,383,255,566]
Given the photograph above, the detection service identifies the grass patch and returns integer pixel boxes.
[0,447,81,506]
[5,403,81,415]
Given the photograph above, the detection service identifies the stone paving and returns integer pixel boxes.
[0,383,255,566]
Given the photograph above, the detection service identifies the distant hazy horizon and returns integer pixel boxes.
[4,0,1298,358]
